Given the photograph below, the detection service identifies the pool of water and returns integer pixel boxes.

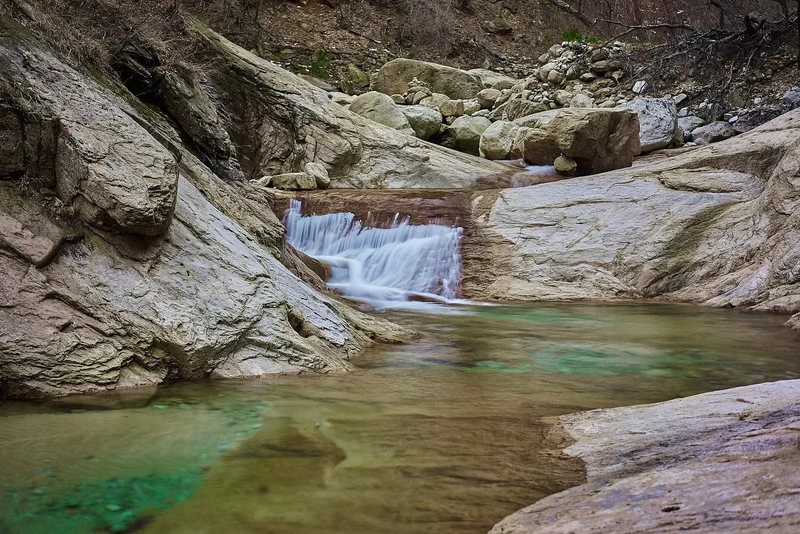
[1,302,798,534]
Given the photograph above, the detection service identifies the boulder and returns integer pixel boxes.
[477,88,502,109]
[621,97,678,152]
[337,63,370,95]
[449,116,492,156]
[399,105,443,141]
[348,91,415,135]
[468,69,518,90]
[692,121,737,145]
[271,172,317,190]
[554,90,573,107]
[463,99,481,116]
[569,93,595,108]
[439,99,466,118]
[479,121,523,160]
[372,58,483,100]
[678,116,706,141]
[554,155,578,176]
[516,108,640,173]
[304,162,330,189]
[420,92,451,112]
[512,109,561,128]
[491,98,549,122]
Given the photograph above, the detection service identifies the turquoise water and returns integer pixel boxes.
[1,302,798,534]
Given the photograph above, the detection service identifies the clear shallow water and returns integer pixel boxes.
[1,302,799,534]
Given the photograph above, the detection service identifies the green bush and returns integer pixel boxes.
[309,50,330,78]
[562,27,602,44]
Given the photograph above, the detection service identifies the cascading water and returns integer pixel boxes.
[284,199,463,309]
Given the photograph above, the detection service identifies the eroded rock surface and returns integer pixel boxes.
[491,380,800,533]
[192,22,513,189]
[0,27,405,398]
[470,109,800,316]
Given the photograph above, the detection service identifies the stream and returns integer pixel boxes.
[1,205,799,534]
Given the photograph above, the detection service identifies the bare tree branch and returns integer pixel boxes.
[546,0,592,27]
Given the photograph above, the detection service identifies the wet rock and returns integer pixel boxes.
[349,91,415,135]
[371,58,483,100]
[621,97,678,152]
[692,121,737,145]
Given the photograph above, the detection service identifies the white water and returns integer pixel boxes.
[284,200,463,309]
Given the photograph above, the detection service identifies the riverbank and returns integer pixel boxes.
[491,379,800,533]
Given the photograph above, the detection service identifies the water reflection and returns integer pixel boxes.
[0,303,798,534]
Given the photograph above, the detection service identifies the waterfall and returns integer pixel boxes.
[284,200,463,309]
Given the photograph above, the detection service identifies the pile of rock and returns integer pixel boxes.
[254,162,331,191]
[263,54,800,188]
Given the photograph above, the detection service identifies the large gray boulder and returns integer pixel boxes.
[621,97,678,152]
[490,98,550,122]
[678,115,706,141]
[399,105,443,141]
[692,121,737,145]
[449,116,492,156]
[348,91,415,135]
[468,68,518,90]
[372,58,484,100]
[479,121,523,160]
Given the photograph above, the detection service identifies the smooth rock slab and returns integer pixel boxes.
[491,380,800,534]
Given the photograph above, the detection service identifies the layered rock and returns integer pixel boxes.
[469,109,800,317]
[192,22,513,189]
[0,25,405,398]
[491,380,800,534]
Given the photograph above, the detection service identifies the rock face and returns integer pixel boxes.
[348,91,415,135]
[0,25,406,398]
[371,58,483,100]
[0,38,178,237]
[491,379,800,533]
[469,109,800,316]
[194,24,512,189]
[621,97,678,152]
